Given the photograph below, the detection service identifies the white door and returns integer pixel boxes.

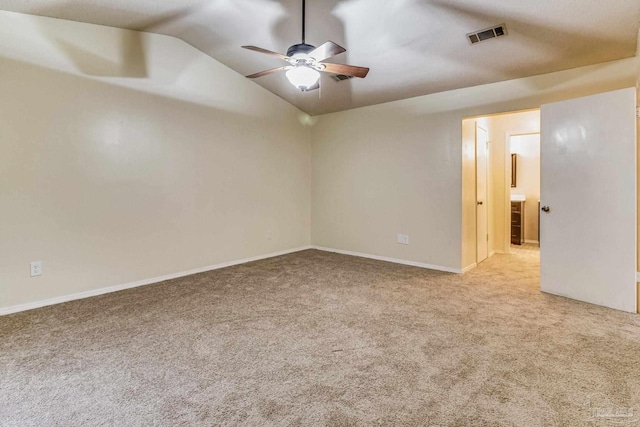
[540,87,636,313]
[476,124,489,263]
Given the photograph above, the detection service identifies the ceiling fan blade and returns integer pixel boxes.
[321,63,369,78]
[309,41,346,62]
[242,46,289,62]
[246,66,292,79]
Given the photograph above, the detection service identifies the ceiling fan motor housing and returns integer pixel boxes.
[287,43,316,58]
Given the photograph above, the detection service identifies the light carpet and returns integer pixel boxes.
[1,249,639,426]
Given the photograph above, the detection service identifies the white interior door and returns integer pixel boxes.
[476,124,489,263]
[540,88,636,313]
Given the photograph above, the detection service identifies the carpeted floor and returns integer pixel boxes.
[2,249,640,426]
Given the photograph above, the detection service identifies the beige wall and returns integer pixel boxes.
[510,134,541,242]
[312,57,638,272]
[0,13,312,310]
[312,109,465,270]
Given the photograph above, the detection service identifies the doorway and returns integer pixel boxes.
[461,88,637,313]
[462,109,540,267]
[508,133,540,254]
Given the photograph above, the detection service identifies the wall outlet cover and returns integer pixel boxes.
[30,261,42,277]
[396,234,410,245]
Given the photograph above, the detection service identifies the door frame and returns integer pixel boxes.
[504,131,540,253]
[461,109,539,272]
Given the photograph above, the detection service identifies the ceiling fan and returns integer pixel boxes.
[242,0,369,92]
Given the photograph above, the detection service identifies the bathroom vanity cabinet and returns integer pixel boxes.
[511,201,525,245]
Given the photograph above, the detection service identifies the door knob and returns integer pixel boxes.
[541,205,550,213]
[477,201,483,205]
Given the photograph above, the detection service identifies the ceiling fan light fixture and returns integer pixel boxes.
[242,0,368,92]
[286,66,320,91]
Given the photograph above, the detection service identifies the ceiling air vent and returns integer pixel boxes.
[330,74,354,82]
[467,24,507,44]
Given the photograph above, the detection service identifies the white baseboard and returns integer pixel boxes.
[525,240,540,244]
[0,246,312,316]
[312,246,462,274]
[461,263,477,273]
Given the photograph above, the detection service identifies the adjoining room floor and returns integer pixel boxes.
[510,242,540,255]
[2,249,639,426]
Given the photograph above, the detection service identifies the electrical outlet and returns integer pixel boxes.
[396,234,409,245]
[265,229,273,240]
[30,261,42,277]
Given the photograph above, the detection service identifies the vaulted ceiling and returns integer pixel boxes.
[0,0,638,115]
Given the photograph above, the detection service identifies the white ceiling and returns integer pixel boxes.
[0,0,638,115]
